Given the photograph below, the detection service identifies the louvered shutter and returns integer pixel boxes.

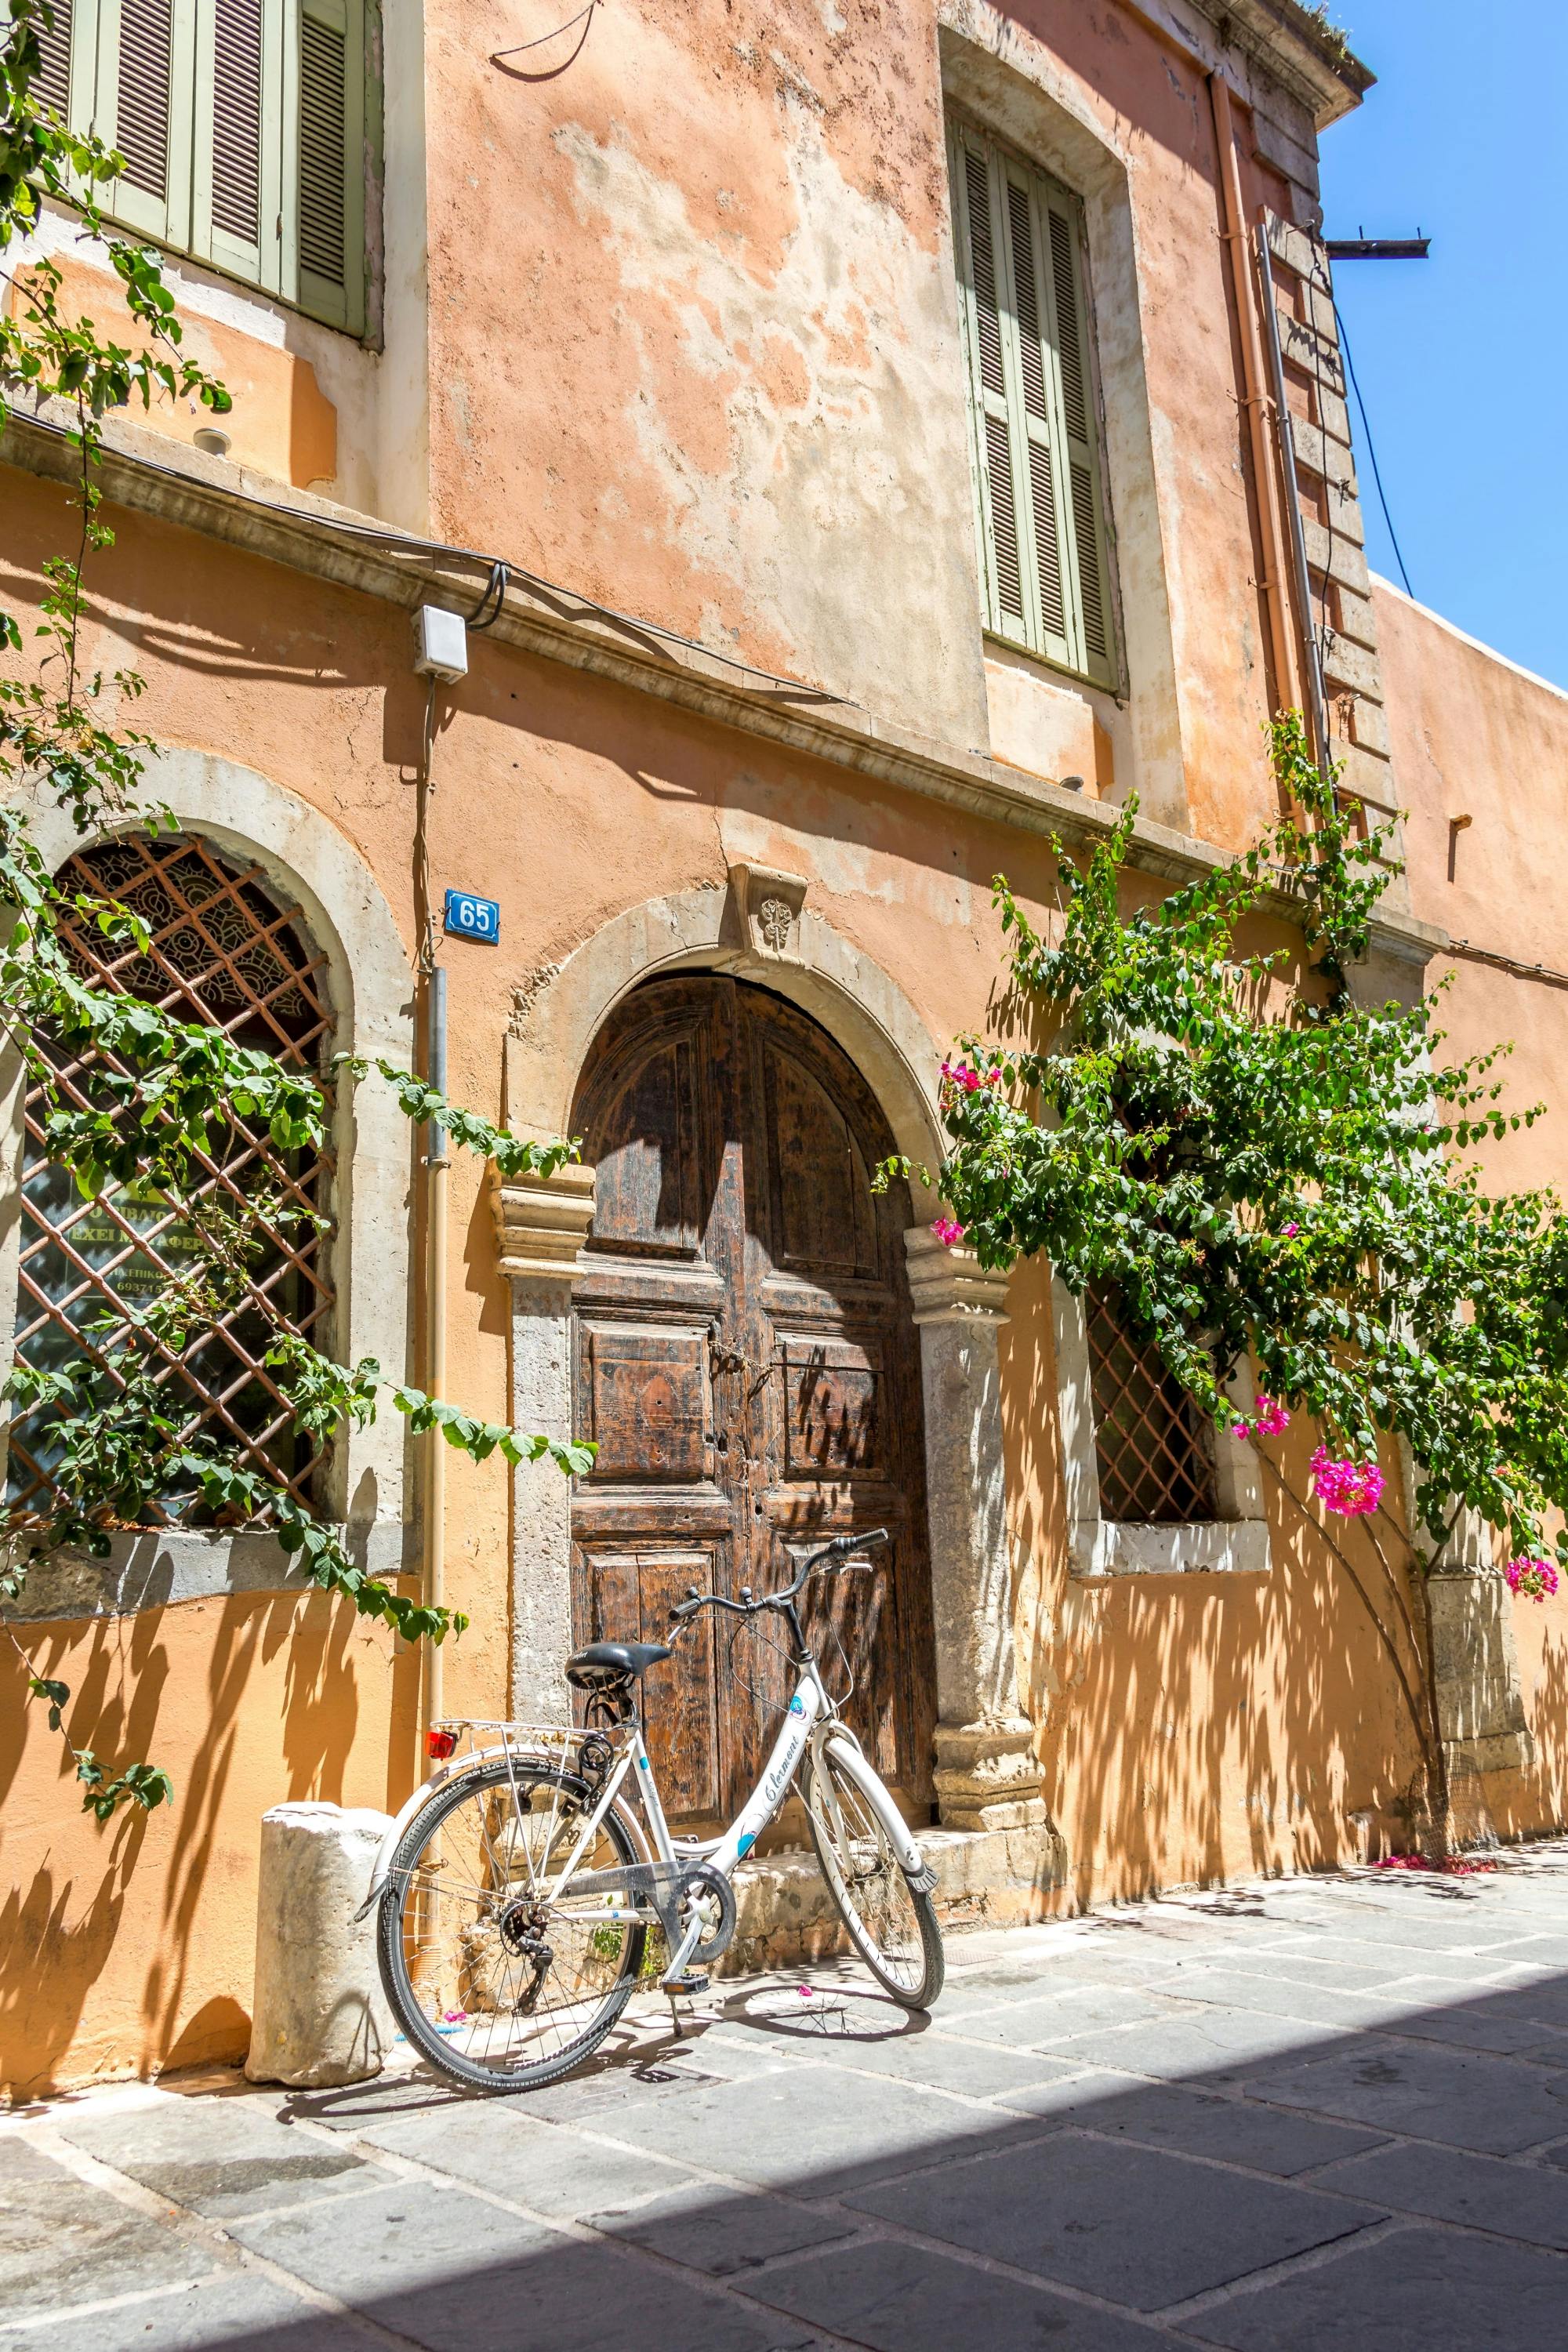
[192,0,284,290]
[287,0,363,332]
[948,121,1117,689]
[31,0,77,117]
[97,0,196,247]
[1040,187,1116,688]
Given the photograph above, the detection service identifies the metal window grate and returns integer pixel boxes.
[8,834,336,1525]
[1086,1283,1217,1525]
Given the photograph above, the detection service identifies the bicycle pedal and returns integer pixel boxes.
[662,1969,710,1996]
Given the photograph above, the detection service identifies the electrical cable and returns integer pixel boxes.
[466,560,510,631]
[1332,295,1414,598]
[6,404,854,706]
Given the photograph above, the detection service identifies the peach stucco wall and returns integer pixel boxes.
[0,454,1432,2095]
[7,3,1559,2097]
[1376,578,1568,1842]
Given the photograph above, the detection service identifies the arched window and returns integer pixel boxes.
[9,832,336,1523]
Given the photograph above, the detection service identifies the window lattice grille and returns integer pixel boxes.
[8,834,335,1524]
[1086,1283,1217,1525]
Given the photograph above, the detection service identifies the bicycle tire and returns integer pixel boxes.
[803,1741,945,2009]
[377,1758,648,2094]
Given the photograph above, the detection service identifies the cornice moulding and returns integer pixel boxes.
[1,405,1438,971]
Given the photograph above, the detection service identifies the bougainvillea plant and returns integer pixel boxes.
[895,713,1568,1842]
[1,2,587,1817]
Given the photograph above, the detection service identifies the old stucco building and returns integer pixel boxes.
[4,0,1566,2093]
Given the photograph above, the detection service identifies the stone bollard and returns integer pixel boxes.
[245,1801,396,2089]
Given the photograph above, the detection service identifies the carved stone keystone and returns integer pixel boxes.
[728,862,809,962]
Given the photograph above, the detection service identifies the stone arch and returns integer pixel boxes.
[5,750,415,1609]
[499,877,1045,1839]
[503,878,945,1200]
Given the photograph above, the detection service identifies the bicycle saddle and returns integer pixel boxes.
[564,1640,672,1690]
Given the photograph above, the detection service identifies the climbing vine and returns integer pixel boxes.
[0,2,587,1817]
[906,716,1568,1843]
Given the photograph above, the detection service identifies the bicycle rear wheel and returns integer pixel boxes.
[377,1758,647,2094]
[803,1740,944,2008]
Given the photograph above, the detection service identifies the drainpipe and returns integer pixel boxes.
[423,964,449,1748]
[1254,220,1334,781]
[1208,71,1301,723]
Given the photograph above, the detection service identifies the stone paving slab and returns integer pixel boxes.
[0,2273,362,2352]
[751,2237,1171,2350]
[228,2178,801,2351]
[48,2085,396,2219]
[1184,2222,1568,2350]
[841,2126,1385,2310]
[1257,2033,1568,2153]
[1315,2134,1568,2250]
[993,2068,1388,2174]
[13,1843,1568,2350]
[0,2136,217,2318]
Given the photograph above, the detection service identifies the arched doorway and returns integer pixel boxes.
[568,974,936,1824]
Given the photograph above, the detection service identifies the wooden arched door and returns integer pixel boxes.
[569,975,936,1824]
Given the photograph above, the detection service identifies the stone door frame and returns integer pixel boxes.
[496,871,1044,1829]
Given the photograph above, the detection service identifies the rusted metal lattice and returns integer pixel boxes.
[1086,1283,1216,1525]
[9,833,336,1523]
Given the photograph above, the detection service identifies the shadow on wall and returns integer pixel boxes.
[0,1587,404,2102]
[998,1245,1436,1907]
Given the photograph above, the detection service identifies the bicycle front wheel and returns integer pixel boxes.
[803,1741,944,2009]
[377,1758,648,2094]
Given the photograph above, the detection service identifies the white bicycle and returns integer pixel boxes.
[362,1528,945,2093]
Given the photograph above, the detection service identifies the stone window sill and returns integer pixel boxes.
[2,1523,414,1622]
[1069,1518,1272,1580]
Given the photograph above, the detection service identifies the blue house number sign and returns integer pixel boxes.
[444,888,500,944]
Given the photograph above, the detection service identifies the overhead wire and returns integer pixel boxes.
[1332,294,1414,598]
[7,404,854,706]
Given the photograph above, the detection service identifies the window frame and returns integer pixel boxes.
[35,0,370,337]
[947,112,1120,694]
[1051,1276,1272,1579]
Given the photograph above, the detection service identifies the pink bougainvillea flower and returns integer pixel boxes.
[1232,1395,1290,1443]
[797,1984,815,2001]
[1281,1223,1300,1238]
[1506,1555,1559,1602]
[1374,1853,1493,1876]
[1310,1446,1384,1516]
[931,1217,966,1247]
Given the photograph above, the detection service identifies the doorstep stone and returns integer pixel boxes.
[722,1820,1069,1975]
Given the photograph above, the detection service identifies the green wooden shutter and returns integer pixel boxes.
[32,0,76,115]
[948,119,1117,689]
[94,0,196,248]
[191,0,284,291]
[1041,188,1116,688]
[287,0,363,332]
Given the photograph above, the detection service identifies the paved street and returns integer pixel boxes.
[8,1846,1568,2350]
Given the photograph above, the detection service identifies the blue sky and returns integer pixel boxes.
[1316,3,1567,688]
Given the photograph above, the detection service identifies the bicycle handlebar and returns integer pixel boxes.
[668,1527,889,1627]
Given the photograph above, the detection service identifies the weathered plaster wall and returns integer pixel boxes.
[1,449,1439,2086]
[417,0,1304,848]
[1377,576,1568,1845]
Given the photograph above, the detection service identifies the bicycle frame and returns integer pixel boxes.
[362,1635,926,1984]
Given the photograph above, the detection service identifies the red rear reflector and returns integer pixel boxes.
[426,1729,459,1760]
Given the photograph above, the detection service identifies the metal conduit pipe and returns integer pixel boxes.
[423,964,450,1751]
[1208,71,1301,724]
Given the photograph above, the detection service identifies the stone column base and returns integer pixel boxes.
[933,1718,1047,1832]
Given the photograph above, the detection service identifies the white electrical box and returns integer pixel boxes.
[412,604,469,683]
